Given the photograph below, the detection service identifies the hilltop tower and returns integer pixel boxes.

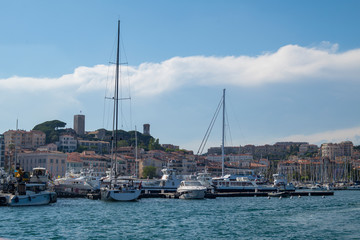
[143,124,150,136]
[74,114,85,136]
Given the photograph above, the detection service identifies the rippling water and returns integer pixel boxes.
[1,191,359,239]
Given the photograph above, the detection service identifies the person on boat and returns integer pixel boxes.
[15,167,24,182]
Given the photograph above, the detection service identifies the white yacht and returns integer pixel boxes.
[141,168,183,193]
[54,174,93,191]
[29,167,51,185]
[273,174,295,191]
[177,180,207,199]
[212,175,276,192]
[196,172,214,191]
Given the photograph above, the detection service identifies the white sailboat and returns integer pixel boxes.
[100,20,141,201]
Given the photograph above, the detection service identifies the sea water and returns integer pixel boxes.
[1,191,359,239]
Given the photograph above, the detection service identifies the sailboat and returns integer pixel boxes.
[100,21,141,201]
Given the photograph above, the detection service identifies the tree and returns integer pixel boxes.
[33,120,67,143]
[142,166,157,179]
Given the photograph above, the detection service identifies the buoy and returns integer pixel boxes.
[268,196,270,199]
[322,195,325,198]
[290,196,293,199]
[298,195,301,198]
[279,196,282,199]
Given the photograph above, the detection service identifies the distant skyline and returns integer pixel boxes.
[1,1,360,151]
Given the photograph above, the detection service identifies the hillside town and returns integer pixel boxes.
[1,114,360,184]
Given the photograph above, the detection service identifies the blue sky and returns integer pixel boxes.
[1,1,360,152]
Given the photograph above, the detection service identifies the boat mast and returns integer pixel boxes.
[111,20,121,186]
[221,88,225,177]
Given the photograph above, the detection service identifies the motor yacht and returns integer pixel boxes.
[177,180,207,199]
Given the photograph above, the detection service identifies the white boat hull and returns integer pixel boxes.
[8,192,57,207]
[178,189,206,199]
[101,188,141,201]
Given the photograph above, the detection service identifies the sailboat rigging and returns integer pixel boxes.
[196,89,227,177]
[100,20,141,201]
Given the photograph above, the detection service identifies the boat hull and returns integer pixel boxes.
[178,189,206,199]
[8,192,57,207]
[101,188,141,201]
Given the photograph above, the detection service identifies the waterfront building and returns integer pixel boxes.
[0,134,5,168]
[17,150,67,178]
[58,135,77,153]
[4,130,46,150]
[74,114,85,136]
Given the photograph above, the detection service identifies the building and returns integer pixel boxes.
[37,143,58,152]
[138,157,165,178]
[17,150,67,178]
[74,114,85,136]
[58,135,77,153]
[321,142,353,160]
[78,140,110,154]
[0,134,5,168]
[4,130,46,150]
[143,124,150,135]
[67,151,110,174]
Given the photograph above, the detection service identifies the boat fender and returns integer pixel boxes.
[106,191,110,199]
[49,194,53,202]
[14,196,19,203]
[28,196,32,201]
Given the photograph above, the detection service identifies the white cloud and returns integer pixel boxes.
[1,43,359,97]
[281,126,360,146]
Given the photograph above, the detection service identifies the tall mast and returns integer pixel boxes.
[111,20,120,184]
[221,88,225,177]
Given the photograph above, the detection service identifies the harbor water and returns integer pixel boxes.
[1,191,359,239]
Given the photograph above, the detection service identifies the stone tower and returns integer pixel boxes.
[74,114,85,136]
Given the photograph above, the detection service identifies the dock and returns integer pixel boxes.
[137,190,334,199]
[53,189,335,200]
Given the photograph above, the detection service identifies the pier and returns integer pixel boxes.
[54,190,335,200]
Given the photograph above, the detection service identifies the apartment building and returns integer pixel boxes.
[58,135,77,153]
[4,130,46,150]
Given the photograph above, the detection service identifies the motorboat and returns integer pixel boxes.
[268,191,291,198]
[177,180,207,199]
[273,174,296,191]
[141,168,183,193]
[54,175,93,192]
[212,175,276,192]
[1,183,57,207]
[29,167,51,185]
[196,172,214,192]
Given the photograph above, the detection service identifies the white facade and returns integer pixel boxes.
[58,135,77,153]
